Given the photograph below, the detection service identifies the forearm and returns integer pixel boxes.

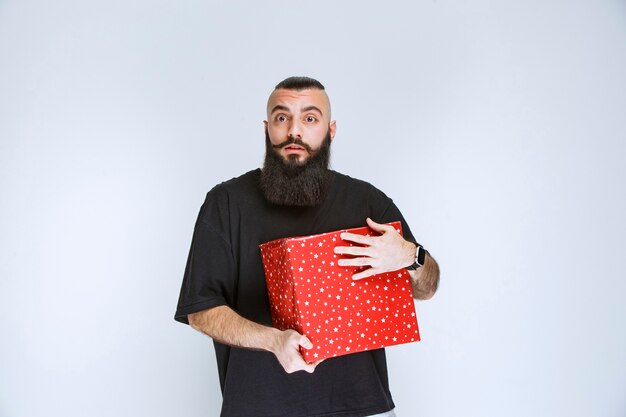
[408,252,439,300]
[188,305,280,352]
[189,305,317,373]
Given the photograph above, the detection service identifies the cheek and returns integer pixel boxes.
[308,126,328,144]
[267,126,285,144]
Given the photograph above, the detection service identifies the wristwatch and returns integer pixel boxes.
[406,244,426,271]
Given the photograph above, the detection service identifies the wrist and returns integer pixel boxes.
[406,243,426,271]
[263,327,283,354]
[404,242,417,268]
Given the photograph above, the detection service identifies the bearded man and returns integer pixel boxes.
[175,76,439,417]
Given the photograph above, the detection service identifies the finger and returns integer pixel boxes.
[334,245,370,256]
[352,268,378,280]
[303,362,317,373]
[309,359,324,373]
[297,355,318,373]
[366,217,393,233]
[339,232,372,245]
[286,355,317,374]
[337,257,374,267]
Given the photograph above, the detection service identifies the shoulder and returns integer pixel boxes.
[331,171,399,224]
[211,169,260,194]
[198,169,261,220]
[205,169,261,201]
[332,171,373,191]
[332,171,391,202]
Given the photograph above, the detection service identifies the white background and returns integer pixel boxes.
[1,1,625,416]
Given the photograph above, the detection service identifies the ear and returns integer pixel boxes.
[329,120,337,140]
[263,120,268,129]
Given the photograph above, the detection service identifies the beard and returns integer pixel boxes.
[260,129,333,207]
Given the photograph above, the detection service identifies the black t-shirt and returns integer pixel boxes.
[175,169,416,417]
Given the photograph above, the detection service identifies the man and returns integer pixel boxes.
[175,76,439,417]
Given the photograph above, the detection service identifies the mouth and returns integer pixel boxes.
[284,145,307,154]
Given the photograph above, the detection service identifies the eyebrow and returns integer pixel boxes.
[301,105,323,115]
[270,104,324,116]
[270,105,290,114]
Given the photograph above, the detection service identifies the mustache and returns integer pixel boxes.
[271,137,314,153]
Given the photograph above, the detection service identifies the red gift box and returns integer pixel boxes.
[259,221,420,363]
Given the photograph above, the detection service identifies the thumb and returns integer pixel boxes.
[299,336,313,350]
[366,217,386,233]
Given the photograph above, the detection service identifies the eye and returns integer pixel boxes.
[275,114,288,123]
[305,115,318,123]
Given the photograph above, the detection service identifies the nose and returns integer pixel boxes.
[288,120,302,139]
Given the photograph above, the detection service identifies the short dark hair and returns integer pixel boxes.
[275,76,325,91]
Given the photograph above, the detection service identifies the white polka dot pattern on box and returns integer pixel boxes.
[259,221,421,364]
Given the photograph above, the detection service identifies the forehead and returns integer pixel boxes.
[266,88,331,117]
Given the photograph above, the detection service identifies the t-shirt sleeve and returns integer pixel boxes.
[174,190,236,325]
